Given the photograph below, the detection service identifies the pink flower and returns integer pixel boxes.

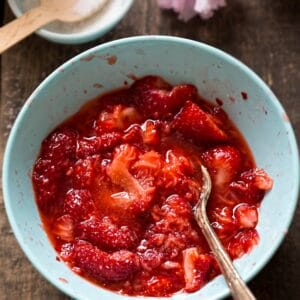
[157,0,226,21]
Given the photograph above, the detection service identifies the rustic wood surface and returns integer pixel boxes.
[0,0,299,299]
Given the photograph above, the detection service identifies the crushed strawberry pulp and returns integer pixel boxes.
[32,76,273,296]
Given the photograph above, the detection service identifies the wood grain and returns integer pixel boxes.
[0,0,299,299]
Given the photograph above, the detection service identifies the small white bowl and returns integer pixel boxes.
[7,0,133,44]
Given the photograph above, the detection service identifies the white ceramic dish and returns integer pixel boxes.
[7,0,133,44]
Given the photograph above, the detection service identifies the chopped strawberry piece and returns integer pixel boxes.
[130,76,197,118]
[52,215,74,242]
[140,196,200,260]
[130,76,170,107]
[107,144,156,213]
[172,101,227,143]
[77,216,138,251]
[227,229,259,259]
[141,120,160,145]
[139,249,164,271]
[122,125,143,143]
[130,151,161,210]
[98,132,123,150]
[171,84,198,105]
[159,150,195,193]
[64,189,94,221]
[111,144,139,166]
[33,129,78,211]
[32,158,64,210]
[118,106,142,128]
[73,241,140,282]
[41,128,77,161]
[76,137,101,158]
[230,168,273,204]
[202,146,242,189]
[182,247,213,292]
[234,204,258,229]
[241,168,273,191]
[210,206,237,240]
[76,132,122,159]
[132,151,162,176]
[165,149,194,175]
[107,144,140,193]
[96,105,142,134]
[141,274,182,296]
[160,260,181,270]
[156,194,193,221]
[72,155,102,189]
[59,242,74,262]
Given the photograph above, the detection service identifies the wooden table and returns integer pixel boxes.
[0,1,299,299]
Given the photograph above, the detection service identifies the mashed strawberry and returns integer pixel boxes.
[32,76,272,296]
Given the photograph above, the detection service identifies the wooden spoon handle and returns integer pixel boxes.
[0,7,55,54]
[194,205,256,300]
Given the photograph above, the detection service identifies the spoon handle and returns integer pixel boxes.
[195,204,256,300]
[0,7,54,54]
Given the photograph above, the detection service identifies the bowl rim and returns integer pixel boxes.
[2,35,300,300]
[7,0,134,44]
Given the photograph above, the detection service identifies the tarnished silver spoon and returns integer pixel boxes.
[194,165,256,300]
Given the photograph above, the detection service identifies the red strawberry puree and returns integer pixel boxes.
[32,76,273,296]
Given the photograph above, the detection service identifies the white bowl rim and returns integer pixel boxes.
[2,35,300,300]
[7,0,134,43]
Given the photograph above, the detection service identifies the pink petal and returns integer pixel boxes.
[157,0,196,21]
[175,0,198,21]
[194,0,226,19]
[157,0,226,21]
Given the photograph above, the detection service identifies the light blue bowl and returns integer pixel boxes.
[8,0,133,44]
[2,36,299,300]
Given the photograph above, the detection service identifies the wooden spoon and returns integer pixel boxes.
[0,0,107,54]
[194,165,256,300]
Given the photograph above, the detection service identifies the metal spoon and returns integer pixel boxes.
[194,165,256,300]
[0,0,108,54]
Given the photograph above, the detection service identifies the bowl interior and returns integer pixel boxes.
[3,36,299,300]
[8,0,133,44]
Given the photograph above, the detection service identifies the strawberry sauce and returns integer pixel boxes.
[32,76,272,296]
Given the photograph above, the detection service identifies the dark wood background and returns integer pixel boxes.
[0,0,299,299]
